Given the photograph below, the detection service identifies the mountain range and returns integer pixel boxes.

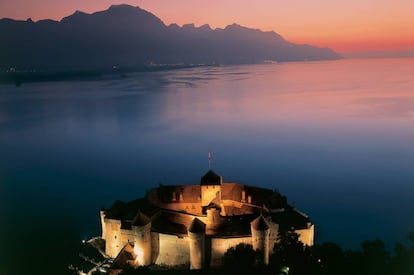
[0,4,341,73]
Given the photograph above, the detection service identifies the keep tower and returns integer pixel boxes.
[200,170,222,207]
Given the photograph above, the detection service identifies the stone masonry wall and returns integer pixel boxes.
[154,233,190,267]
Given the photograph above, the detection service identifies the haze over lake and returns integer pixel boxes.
[1,58,414,274]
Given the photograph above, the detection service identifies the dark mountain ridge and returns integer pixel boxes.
[0,4,341,73]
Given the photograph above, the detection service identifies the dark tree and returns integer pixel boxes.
[390,230,414,275]
[270,230,318,275]
[223,243,262,271]
[312,242,346,275]
[358,239,390,275]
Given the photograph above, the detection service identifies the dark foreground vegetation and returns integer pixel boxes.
[222,230,414,275]
[75,230,414,275]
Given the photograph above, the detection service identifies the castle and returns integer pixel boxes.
[100,170,314,270]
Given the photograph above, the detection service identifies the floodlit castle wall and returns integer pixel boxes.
[201,185,221,206]
[209,236,252,267]
[132,223,152,265]
[268,221,279,253]
[104,219,123,258]
[100,211,107,239]
[296,224,315,246]
[154,233,190,266]
[252,228,270,265]
[150,233,160,263]
[189,231,205,269]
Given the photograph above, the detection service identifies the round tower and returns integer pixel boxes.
[131,211,152,266]
[205,204,222,235]
[188,218,206,270]
[250,215,270,265]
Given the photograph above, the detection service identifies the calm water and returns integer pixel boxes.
[1,58,414,274]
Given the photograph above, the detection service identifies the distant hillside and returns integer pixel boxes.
[0,4,341,72]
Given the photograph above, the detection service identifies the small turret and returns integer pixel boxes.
[204,203,222,234]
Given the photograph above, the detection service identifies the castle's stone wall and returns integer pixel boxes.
[189,232,205,269]
[209,236,252,267]
[101,178,314,269]
[103,218,313,268]
[150,233,160,263]
[100,211,106,239]
[296,224,315,246]
[154,233,190,267]
[268,221,279,252]
[201,185,221,206]
[252,228,270,265]
[104,219,123,258]
[154,202,203,215]
[132,224,152,265]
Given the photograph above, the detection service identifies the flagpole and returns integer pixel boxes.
[208,150,211,170]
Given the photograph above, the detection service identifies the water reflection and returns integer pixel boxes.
[0,58,414,274]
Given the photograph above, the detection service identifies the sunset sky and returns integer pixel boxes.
[1,0,413,54]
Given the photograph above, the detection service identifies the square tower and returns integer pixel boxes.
[200,170,222,207]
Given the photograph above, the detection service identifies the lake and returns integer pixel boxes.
[1,58,414,274]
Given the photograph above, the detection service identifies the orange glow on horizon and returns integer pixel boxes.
[290,36,414,54]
